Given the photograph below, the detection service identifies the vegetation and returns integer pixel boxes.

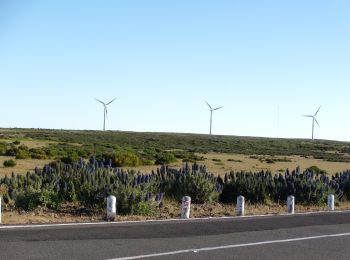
[1,157,350,216]
[1,128,350,217]
[219,168,335,205]
[0,128,349,166]
[3,159,16,168]
[0,160,218,214]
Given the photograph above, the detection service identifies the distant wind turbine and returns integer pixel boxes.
[96,98,116,131]
[303,106,321,140]
[205,101,223,135]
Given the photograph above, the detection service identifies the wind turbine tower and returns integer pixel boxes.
[205,101,223,135]
[96,98,116,131]
[303,106,321,140]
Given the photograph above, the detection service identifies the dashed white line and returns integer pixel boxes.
[107,232,350,260]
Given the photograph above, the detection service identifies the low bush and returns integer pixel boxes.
[15,191,41,211]
[154,152,177,165]
[113,151,141,167]
[3,159,16,167]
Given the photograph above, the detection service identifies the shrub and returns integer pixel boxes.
[15,149,31,159]
[15,191,41,211]
[155,152,177,165]
[113,151,141,167]
[131,201,156,216]
[306,166,328,175]
[29,148,48,159]
[60,154,79,165]
[142,159,154,165]
[0,143,6,155]
[227,159,243,162]
[5,148,18,156]
[182,174,218,203]
[219,170,333,205]
[78,183,105,209]
[39,190,61,210]
[220,172,269,204]
[3,159,16,167]
[161,166,219,203]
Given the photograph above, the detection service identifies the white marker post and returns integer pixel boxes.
[181,196,191,219]
[106,195,116,221]
[287,195,295,214]
[327,194,335,211]
[236,196,245,216]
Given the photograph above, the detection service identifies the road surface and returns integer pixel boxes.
[1,211,350,259]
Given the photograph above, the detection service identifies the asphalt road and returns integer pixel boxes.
[1,211,350,259]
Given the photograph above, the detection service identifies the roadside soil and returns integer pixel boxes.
[2,201,350,225]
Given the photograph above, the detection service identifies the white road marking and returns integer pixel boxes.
[108,232,350,260]
[0,209,349,229]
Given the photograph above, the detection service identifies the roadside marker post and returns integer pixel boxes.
[328,195,335,211]
[106,195,117,221]
[181,196,191,219]
[236,196,245,216]
[287,196,295,214]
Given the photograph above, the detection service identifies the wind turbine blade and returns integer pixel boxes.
[303,115,313,117]
[105,108,108,119]
[213,106,223,111]
[107,98,117,105]
[314,118,320,127]
[205,101,212,110]
[314,106,321,116]
[96,99,106,105]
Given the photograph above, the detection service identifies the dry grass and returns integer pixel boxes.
[1,150,350,178]
[0,156,52,177]
[1,139,52,149]
[2,211,101,225]
[131,153,350,176]
[0,139,53,177]
[197,153,350,176]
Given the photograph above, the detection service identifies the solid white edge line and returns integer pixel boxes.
[107,232,350,260]
[0,209,350,229]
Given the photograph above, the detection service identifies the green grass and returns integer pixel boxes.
[0,128,349,164]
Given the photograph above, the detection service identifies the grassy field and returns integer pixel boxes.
[0,156,52,176]
[1,128,350,224]
[132,153,350,176]
[0,128,350,176]
[1,128,350,159]
[3,152,350,177]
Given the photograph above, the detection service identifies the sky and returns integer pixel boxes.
[0,1,349,141]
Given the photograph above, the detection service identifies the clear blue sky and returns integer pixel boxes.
[0,1,349,141]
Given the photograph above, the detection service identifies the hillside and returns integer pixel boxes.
[0,128,350,175]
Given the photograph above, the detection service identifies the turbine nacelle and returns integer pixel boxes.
[206,101,223,111]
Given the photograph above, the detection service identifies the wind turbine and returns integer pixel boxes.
[303,106,321,140]
[205,101,223,135]
[96,98,116,131]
